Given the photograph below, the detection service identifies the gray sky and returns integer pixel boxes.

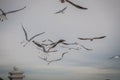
[0,0,120,80]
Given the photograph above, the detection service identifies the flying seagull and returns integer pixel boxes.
[109,55,120,59]
[78,36,106,41]
[55,7,67,14]
[48,52,68,65]
[38,52,68,65]
[0,6,26,22]
[21,25,45,47]
[32,40,57,53]
[59,0,87,10]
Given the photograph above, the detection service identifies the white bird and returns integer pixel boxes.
[32,40,57,53]
[109,55,120,59]
[21,25,45,47]
[38,52,68,65]
[59,0,87,10]
[78,36,106,41]
[0,6,26,22]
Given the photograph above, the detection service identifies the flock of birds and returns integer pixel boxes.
[21,24,108,64]
[55,0,87,14]
[0,0,119,65]
[0,0,87,22]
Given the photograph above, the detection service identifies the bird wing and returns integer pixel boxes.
[78,38,91,40]
[48,43,57,50]
[109,55,120,59]
[38,56,47,61]
[29,32,45,41]
[80,45,92,51]
[61,52,68,57]
[5,6,26,14]
[93,36,106,39]
[109,56,114,59]
[62,42,78,45]
[62,6,67,11]
[33,40,49,53]
[49,40,64,48]
[0,9,4,14]
[21,24,28,41]
[48,52,68,65]
[32,40,42,47]
[48,39,54,43]
[66,0,87,10]
[55,7,67,14]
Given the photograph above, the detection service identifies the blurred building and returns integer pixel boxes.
[8,66,25,80]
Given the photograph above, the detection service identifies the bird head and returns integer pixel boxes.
[59,0,65,3]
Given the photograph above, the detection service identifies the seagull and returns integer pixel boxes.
[32,40,57,53]
[21,25,45,47]
[78,36,106,41]
[55,7,67,14]
[38,52,68,65]
[47,52,68,65]
[0,6,26,22]
[109,55,120,59]
[59,0,87,10]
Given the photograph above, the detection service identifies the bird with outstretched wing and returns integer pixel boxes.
[78,36,106,41]
[59,0,87,10]
[21,25,45,47]
[0,6,26,22]
[109,55,120,59]
[32,40,57,53]
[38,52,68,65]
